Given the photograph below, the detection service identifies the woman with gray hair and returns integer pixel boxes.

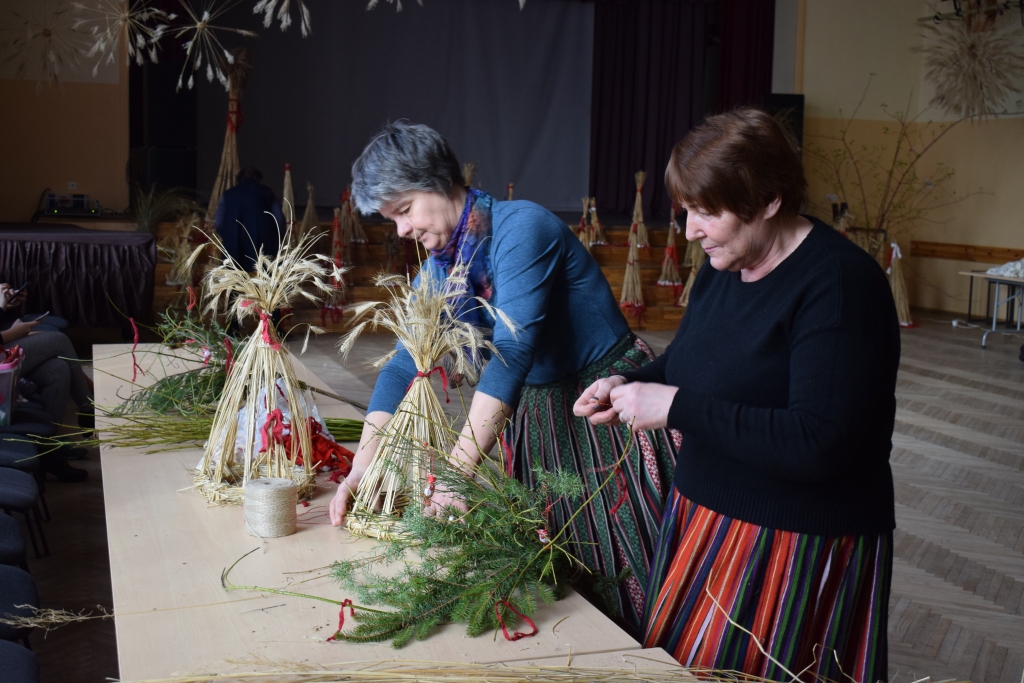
[329,121,679,635]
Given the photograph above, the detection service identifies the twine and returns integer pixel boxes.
[243,478,298,538]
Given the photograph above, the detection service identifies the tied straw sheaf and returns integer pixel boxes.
[336,262,516,539]
[187,220,355,505]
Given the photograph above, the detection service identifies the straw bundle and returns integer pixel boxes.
[383,229,404,274]
[299,182,320,242]
[338,264,514,538]
[678,239,705,307]
[282,163,296,239]
[657,207,682,287]
[205,48,252,222]
[887,242,914,327]
[189,228,347,504]
[462,161,476,187]
[576,197,591,254]
[589,197,608,246]
[157,211,203,287]
[619,224,645,323]
[631,171,649,249]
[343,185,369,244]
[506,183,515,201]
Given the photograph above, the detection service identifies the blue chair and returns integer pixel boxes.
[0,469,47,558]
[0,512,26,569]
[0,564,39,648]
[0,639,38,683]
[0,437,50,522]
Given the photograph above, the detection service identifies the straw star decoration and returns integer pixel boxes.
[0,0,84,90]
[71,0,174,76]
[172,0,257,91]
[253,0,312,37]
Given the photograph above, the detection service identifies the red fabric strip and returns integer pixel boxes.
[494,600,537,641]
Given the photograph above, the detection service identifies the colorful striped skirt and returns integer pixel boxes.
[644,489,892,683]
[510,333,681,636]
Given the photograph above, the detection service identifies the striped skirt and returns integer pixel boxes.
[644,489,892,683]
[510,333,680,636]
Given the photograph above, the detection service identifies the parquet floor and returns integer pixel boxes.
[16,314,1024,682]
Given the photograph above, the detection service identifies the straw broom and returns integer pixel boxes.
[576,197,591,254]
[619,224,645,324]
[188,227,348,505]
[888,242,914,327]
[657,206,682,287]
[282,163,296,240]
[299,182,320,242]
[678,239,705,307]
[588,196,608,246]
[338,264,515,539]
[205,48,251,223]
[631,171,649,249]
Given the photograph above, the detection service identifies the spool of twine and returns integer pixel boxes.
[243,478,297,538]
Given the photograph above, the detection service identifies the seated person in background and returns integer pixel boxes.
[213,167,285,269]
[0,283,68,333]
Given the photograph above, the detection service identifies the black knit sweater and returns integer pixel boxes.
[621,219,900,537]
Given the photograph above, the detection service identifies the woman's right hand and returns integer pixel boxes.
[329,473,361,526]
[329,410,391,527]
[574,375,627,424]
[4,318,40,341]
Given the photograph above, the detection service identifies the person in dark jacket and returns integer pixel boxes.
[575,109,899,682]
[213,167,285,268]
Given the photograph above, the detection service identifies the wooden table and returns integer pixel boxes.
[96,344,677,680]
[959,271,1024,347]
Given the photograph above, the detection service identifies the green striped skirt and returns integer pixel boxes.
[509,333,680,636]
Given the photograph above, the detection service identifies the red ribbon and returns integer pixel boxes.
[608,465,629,516]
[130,317,144,382]
[326,599,355,641]
[226,97,243,132]
[406,366,450,403]
[494,600,537,641]
[224,337,234,374]
[260,408,286,453]
[500,433,514,478]
[289,418,354,473]
[186,286,197,312]
[339,189,351,204]
[259,310,281,350]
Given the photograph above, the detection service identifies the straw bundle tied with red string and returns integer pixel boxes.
[657,206,682,287]
[346,185,370,244]
[631,171,650,249]
[298,182,320,243]
[576,197,592,254]
[320,206,348,325]
[887,242,915,327]
[337,263,516,539]
[588,196,608,246]
[677,237,705,307]
[187,226,351,505]
[619,219,645,323]
[205,48,251,223]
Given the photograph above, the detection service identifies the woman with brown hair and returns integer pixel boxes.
[574,109,899,681]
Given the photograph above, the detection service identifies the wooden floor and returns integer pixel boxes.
[18,314,1024,682]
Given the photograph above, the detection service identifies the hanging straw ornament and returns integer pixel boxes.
[338,264,516,539]
[188,227,349,505]
[631,171,650,249]
[589,197,608,246]
[657,206,682,287]
[171,0,257,92]
[678,239,705,307]
[0,0,84,91]
[620,224,645,324]
[281,163,297,239]
[887,242,915,327]
[298,182,319,242]
[205,47,251,222]
[576,198,591,254]
[71,0,173,77]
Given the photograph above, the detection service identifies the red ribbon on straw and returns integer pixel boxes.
[260,408,286,453]
[494,600,537,641]
[259,310,281,350]
[226,98,243,132]
[326,599,355,642]
[406,366,450,403]
[224,337,234,374]
[186,286,197,312]
[130,317,144,382]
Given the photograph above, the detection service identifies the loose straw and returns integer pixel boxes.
[243,478,298,538]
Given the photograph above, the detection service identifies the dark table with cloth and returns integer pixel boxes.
[0,223,155,329]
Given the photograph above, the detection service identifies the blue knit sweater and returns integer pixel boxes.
[366,200,630,413]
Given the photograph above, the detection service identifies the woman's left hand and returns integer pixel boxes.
[424,485,468,520]
[608,381,679,431]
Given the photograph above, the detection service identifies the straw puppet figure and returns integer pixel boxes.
[576,197,592,254]
[281,163,297,240]
[298,182,320,242]
[631,171,650,249]
[678,237,706,307]
[589,197,608,246]
[620,223,645,324]
[657,206,682,288]
[887,242,914,327]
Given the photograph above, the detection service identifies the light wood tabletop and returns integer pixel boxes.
[95,343,672,680]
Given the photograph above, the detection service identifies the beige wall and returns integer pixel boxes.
[0,64,129,222]
[798,0,1024,314]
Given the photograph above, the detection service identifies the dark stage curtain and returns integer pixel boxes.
[590,0,718,219]
[718,0,776,111]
